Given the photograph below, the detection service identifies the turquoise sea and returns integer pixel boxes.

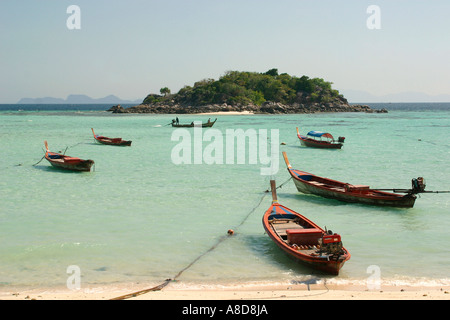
[0,103,449,291]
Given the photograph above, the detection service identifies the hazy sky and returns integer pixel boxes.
[1,0,449,103]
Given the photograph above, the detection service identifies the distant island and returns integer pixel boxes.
[18,94,141,105]
[108,69,385,114]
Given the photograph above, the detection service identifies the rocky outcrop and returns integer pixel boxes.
[108,101,379,114]
[107,104,126,113]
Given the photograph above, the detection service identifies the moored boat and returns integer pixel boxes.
[44,141,94,172]
[171,118,217,128]
[282,152,417,208]
[92,128,132,146]
[297,127,344,149]
[263,180,350,275]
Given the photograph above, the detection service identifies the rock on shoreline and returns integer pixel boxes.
[107,102,387,114]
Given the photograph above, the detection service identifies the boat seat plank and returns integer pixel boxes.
[351,185,370,189]
[329,187,345,192]
[287,228,322,246]
[271,220,304,237]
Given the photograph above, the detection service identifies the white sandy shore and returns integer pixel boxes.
[197,111,255,115]
[2,282,449,300]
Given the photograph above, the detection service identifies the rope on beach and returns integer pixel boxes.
[109,179,291,300]
[109,279,173,300]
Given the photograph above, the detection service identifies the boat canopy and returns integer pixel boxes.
[307,131,334,139]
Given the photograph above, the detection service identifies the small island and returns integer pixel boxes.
[108,69,386,114]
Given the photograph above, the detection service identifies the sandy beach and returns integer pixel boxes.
[2,282,449,300]
[197,111,255,115]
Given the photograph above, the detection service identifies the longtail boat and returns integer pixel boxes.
[282,152,418,208]
[92,128,132,146]
[171,118,217,128]
[297,127,344,149]
[44,141,94,172]
[263,180,350,275]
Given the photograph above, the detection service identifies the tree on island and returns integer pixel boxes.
[160,87,171,96]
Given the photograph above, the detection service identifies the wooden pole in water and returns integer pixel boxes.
[270,180,277,202]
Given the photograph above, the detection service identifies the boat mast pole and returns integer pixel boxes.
[270,180,278,203]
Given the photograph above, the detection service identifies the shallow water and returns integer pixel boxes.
[0,104,449,290]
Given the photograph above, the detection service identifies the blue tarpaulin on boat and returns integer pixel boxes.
[307,131,334,139]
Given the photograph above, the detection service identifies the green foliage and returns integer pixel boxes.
[142,93,162,104]
[160,87,171,96]
[264,68,279,77]
[143,69,342,106]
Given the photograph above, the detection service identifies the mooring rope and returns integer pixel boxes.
[62,140,90,153]
[32,155,45,166]
[265,176,292,193]
[109,178,292,300]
